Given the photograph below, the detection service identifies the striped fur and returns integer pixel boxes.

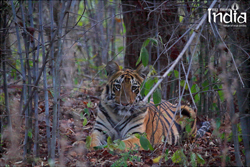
[90,61,199,149]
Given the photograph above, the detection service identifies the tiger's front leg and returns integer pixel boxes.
[90,130,106,148]
[122,136,141,149]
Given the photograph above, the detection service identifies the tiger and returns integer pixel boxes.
[90,61,209,149]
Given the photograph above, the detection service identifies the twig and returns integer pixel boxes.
[143,0,218,102]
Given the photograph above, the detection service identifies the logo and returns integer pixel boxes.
[208,2,247,27]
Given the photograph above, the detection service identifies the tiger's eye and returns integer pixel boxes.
[114,84,121,90]
[132,86,138,91]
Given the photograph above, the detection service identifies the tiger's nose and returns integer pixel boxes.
[121,102,129,106]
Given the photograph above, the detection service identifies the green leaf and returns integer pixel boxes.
[158,35,163,44]
[218,84,224,101]
[93,145,106,150]
[84,108,90,116]
[140,136,154,151]
[165,149,169,161]
[153,155,163,163]
[142,78,155,96]
[191,84,199,94]
[107,136,112,145]
[86,136,92,149]
[180,80,188,90]
[153,88,161,105]
[90,54,97,60]
[80,112,84,119]
[141,47,149,67]
[202,80,209,91]
[174,70,179,78]
[107,136,115,151]
[218,90,224,101]
[238,134,242,142]
[216,118,221,129]
[82,117,88,126]
[167,71,172,77]
[180,80,185,87]
[118,46,124,53]
[148,38,158,45]
[28,130,32,138]
[179,15,184,23]
[136,54,142,66]
[142,38,158,47]
[142,38,150,47]
[134,133,141,139]
[87,102,91,108]
[196,153,205,165]
[118,141,126,150]
[194,93,200,103]
[172,150,182,163]
[185,124,191,133]
[190,152,196,167]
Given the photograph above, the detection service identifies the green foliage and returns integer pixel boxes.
[93,137,126,151]
[82,117,88,126]
[196,153,205,165]
[228,123,242,142]
[164,149,169,161]
[86,136,92,149]
[77,1,88,26]
[139,136,154,151]
[0,93,5,106]
[122,21,126,35]
[174,70,179,78]
[218,84,224,102]
[111,150,141,167]
[172,149,187,164]
[179,15,184,23]
[190,152,196,167]
[107,136,116,151]
[171,149,205,166]
[118,46,124,53]
[140,47,149,67]
[84,108,90,116]
[140,77,161,104]
[215,117,221,129]
[202,80,209,91]
[185,123,192,133]
[180,80,188,90]
[184,117,194,134]
[28,130,32,138]
[116,140,126,150]
[136,37,158,67]
[191,84,199,94]
[140,78,155,96]
[153,88,161,106]
[135,133,154,151]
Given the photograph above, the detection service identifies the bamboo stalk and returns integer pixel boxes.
[31,0,38,157]
[37,0,51,158]
[20,1,33,156]
[11,0,28,158]
[2,4,12,130]
[51,0,70,160]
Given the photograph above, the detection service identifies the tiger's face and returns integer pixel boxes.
[102,61,149,116]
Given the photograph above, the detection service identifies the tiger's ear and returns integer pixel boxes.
[135,64,149,79]
[106,61,120,76]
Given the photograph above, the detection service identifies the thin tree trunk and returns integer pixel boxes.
[11,0,28,158]
[220,52,243,167]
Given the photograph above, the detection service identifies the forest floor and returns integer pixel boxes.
[0,86,245,166]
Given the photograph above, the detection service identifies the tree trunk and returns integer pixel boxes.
[121,0,179,69]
